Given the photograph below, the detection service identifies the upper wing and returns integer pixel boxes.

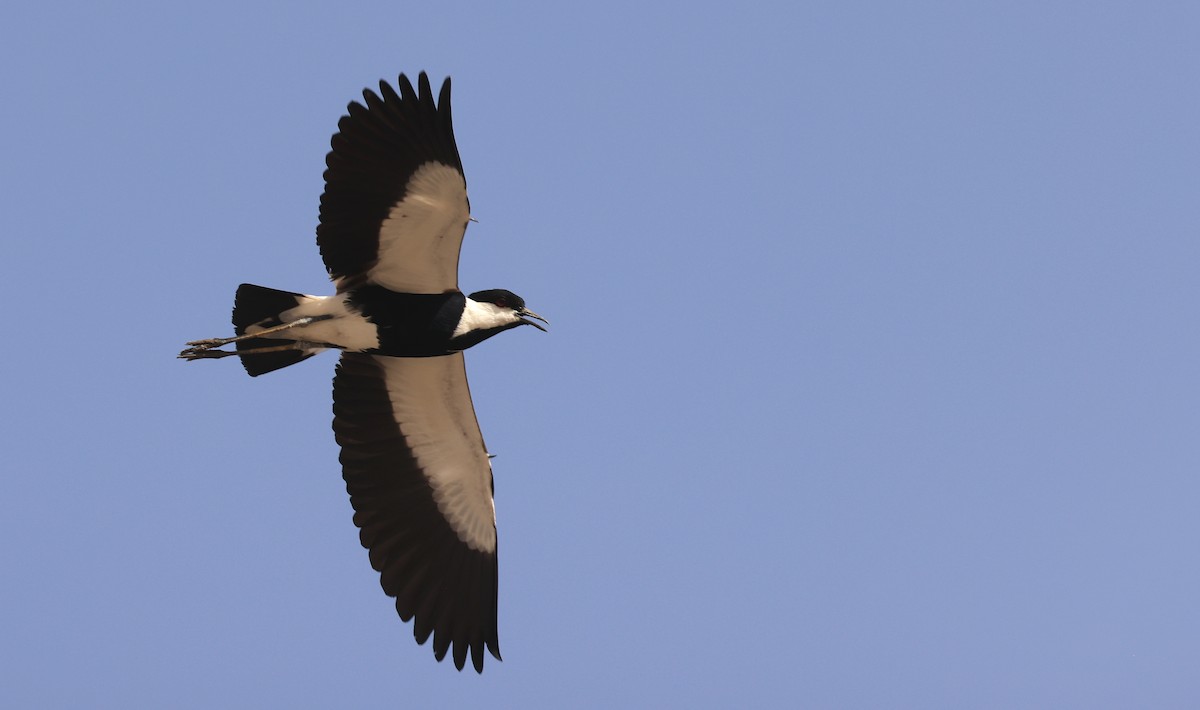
[332,352,500,673]
[318,73,470,294]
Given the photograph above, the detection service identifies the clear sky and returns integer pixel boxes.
[3,2,1199,708]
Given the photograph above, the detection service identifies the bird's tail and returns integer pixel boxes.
[232,283,317,377]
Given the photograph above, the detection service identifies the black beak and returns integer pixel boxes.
[518,308,549,332]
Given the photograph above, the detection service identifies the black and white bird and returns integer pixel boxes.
[179,72,545,673]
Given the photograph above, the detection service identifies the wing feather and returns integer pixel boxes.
[318,73,469,293]
[332,352,500,672]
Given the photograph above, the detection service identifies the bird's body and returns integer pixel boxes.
[180,72,544,673]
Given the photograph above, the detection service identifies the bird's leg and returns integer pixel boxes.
[178,315,333,360]
[178,348,238,361]
[178,341,320,361]
[185,315,331,348]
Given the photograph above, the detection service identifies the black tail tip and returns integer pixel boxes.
[232,283,314,376]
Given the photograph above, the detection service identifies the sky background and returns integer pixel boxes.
[3,1,1199,708]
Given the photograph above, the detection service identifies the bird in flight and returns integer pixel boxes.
[179,72,545,673]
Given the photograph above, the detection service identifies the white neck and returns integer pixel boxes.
[452,298,521,338]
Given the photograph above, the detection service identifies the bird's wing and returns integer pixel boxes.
[332,352,500,673]
[318,73,469,294]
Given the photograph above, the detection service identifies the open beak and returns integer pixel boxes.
[518,308,549,332]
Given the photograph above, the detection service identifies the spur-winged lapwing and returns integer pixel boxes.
[179,72,545,673]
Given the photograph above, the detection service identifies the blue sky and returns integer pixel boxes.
[3,1,1199,707]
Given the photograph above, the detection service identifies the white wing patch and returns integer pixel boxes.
[376,353,497,552]
[371,162,470,294]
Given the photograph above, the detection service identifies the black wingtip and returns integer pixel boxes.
[393,71,452,111]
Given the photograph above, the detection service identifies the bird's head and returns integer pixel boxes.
[466,289,549,332]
